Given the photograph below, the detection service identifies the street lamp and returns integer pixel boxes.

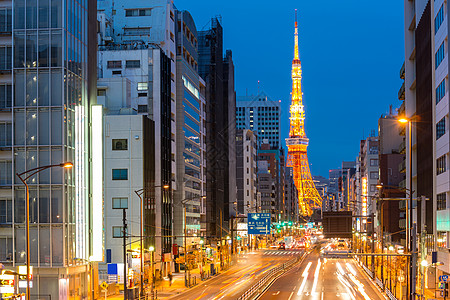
[16,162,73,300]
[398,116,416,300]
[135,184,169,298]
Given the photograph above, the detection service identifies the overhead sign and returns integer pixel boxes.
[248,213,271,235]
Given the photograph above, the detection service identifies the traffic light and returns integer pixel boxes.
[288,222,292,226]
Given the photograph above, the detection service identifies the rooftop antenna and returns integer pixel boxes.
[257,80,260,94]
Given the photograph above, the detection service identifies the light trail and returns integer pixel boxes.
[297,261,312,296]
[311,259,322,295]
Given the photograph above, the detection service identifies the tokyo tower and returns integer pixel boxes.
[286,10,322,216]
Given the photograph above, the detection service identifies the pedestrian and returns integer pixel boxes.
[168,272,173,286]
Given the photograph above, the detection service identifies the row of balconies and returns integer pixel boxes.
[398,159,406,173]
[398,81,405,100]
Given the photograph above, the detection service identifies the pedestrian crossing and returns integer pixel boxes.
[262,250,303,256]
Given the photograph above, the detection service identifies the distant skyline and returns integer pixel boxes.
[176,0,405,177]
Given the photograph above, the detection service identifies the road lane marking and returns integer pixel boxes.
[272,291,280,295]
[297,261,312,295]
[219,264,262,290]
[288,291,294,300]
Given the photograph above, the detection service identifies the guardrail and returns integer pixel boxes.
[237,256,302,300]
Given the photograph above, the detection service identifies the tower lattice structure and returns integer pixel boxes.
[286,11,322,216]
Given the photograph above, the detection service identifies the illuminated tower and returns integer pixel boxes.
[286,10,322,216]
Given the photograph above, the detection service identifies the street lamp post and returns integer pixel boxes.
[16,162,73,300]
[135,185,169,298]
[399,117,416,300]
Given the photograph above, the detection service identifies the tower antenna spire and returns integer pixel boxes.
[294,9,299,60]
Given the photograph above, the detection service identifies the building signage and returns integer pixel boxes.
[248,213,271,235]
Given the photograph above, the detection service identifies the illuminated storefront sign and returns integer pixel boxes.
[362,177,367,221]
[75,105,87,259]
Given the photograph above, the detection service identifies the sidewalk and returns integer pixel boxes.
[105,251,248,299]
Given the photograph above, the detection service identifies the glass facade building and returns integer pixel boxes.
[0,0,97,298]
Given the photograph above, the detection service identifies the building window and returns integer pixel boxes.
[369,171,379,179]
[0,122,12,146]
[112,139,128,150]
[437,193,447,210]
[436,79,446,104]
[138,105,148,113]
[112,169,128,180]
[126,60,140,68]
[125,9,151,17]
[0,46,11,71]
[0,161,11,185]
[370,159,378,166]
[137,82,148,91]
[107,60,122,69]
[123,27,150,36]
[437,117,446,140]
[435,4,445,34]
[97,89,106,96]
[437,231,447,248]
[435,42,445,69]
[0,199,12,223]
[0,84,12,108]
[112,226,127,238]
[0,9,12,33]
[112,198,128,209]
[437,155,447,175]
[0,237,12,262]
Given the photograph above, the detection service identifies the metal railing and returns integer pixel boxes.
[238,257,300,300]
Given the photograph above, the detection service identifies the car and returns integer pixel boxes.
[278,242,286,250]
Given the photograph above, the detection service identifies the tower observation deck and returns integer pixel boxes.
[286,10,322,216]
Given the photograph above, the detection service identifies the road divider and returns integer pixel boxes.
[238,252,307,300]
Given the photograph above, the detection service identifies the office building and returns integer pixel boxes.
[0,0,98,297]
[173,9,206,253]
[97,0,176,276]
[286,168,300,223]
[198,17,236,242]
[235,129,258,215]
[258,143,286,222]
[236,91,281,149]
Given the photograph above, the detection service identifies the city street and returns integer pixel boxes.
[260,246,384,300]
[169,249,304,299]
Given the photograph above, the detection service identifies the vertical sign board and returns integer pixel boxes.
[248,213,271,235]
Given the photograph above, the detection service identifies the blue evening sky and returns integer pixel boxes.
[175,0,405,177]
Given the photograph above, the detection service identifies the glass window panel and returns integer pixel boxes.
[39,109,50,145]
[50,148,62,183]
[39,227,51,265]
[29,188,38,225]
[51,187,62,223]
[26,70,38,106]
[0,161,11,185]
[14,32,25,68]
[51,69,62,105]
[14,71,25,107]
[26,149,38,184]
[39,0,50,28]
[184,115,200,133]
[14,189,25,223]
[38,70,50,106]
[51,226,63,265]
[26,109,38,145]
[14,0,25,29]
[50,0,61,28]
[26,31,37,68]
[38,32,49,67]
[50,31,62,67]
[51,109,62,145]
[14,110,25,145]
[26,0,37,29]
[39,188,50,223]
[14,228,26,263]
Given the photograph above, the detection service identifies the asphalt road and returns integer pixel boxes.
[260,246,384,300]
[170,249,304,300]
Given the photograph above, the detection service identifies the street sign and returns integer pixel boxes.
[440,275,449,282]
[100,281,109,290]
[248,213,271,235]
